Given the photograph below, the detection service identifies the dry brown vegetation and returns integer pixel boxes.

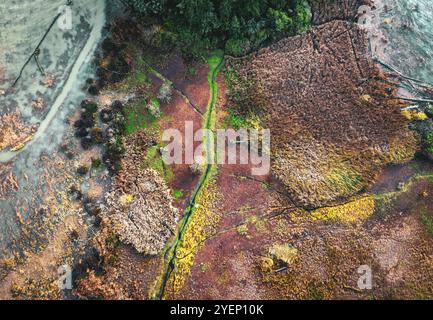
[227,20,417,208]
[0,112,36,151]
[105,129,179,255]
[0,163,19,197]
[309,0,371,25]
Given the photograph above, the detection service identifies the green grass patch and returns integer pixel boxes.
[124,100,158,135]
[420,211,433,237]
[207,51,224,70]
[143,145,173,182]
[172,189,184,199]
[224,108,248,129]
[117,68,150,91]
[204,51,224,127]
[135,71,147,83]
[339,172,362,191]
[409,162,422,173]
[151,97,160,109]
[326,169,362,194]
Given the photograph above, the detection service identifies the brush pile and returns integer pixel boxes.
[105,129,179,255]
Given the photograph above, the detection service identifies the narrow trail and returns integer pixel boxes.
[154,52,224,300]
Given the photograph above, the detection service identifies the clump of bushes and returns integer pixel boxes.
[74,99,128,173]
[74,100,102,150]
[95,38,132,87]
[420,128,433,160]
[103,137,126,173]
[102,100,127,173]
[91,157,102,168]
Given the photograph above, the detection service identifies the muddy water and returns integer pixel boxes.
[369,0,433,84]
[0,1,106,255]
[365,0,433,193]
[0,0,106,162]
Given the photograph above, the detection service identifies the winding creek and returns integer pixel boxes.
[155,53,224,299]
[153,0,433,298]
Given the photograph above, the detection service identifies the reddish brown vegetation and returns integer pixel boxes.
[227,21,416,208]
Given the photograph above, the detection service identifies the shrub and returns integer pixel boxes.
[172,189,183,199]
[225,38,249,56]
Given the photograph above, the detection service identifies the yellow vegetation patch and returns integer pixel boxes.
[119,194,134,206]
[310,195,375,225]
[11,134,34,152]
[324,165,362,196]
[165,179,220,296]
[11,143,25,152]
[359,94,372,103]
[269,244,298,265]
[259,257,274,273]
[401,109,428,121]
[236,224,250,237]
[385,134,418,164]
[1,256,16,270]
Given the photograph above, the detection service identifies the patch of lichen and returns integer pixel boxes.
[236,224,250,238]
[250,215,268,234]
[235,215,268,238]
[163,179,221,297]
